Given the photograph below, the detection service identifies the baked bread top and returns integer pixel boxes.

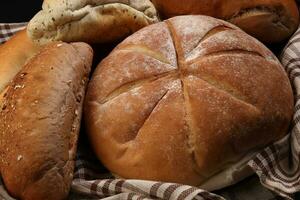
[0,42,93,200]
[27,0,159,44]
[0,30,40,100]
[151,0,299,43]
[84,15,294,189]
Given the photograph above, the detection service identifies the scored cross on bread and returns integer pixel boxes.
[84,15,294,190]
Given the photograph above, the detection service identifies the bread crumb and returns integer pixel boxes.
[20,73,27,78]
[17,155,23,161]
[14,85,22,89]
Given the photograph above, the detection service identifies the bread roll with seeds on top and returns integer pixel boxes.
[0,42,93,200]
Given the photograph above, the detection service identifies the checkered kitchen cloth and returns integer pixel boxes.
[0,22,300,200]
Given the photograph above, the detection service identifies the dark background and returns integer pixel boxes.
[0,1,42,22]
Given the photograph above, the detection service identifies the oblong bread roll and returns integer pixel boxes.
[0,42,93,200]
[0,29,40,106]
[151,0,299,43]
[27,0,159,44]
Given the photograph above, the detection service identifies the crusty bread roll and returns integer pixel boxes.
[0,42,93,200]
[84,15,294,190]
[27,0,159,45]
[151,0,299,43]
[0,29,40,106]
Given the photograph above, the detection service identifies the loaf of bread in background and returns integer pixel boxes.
[84,15,294,190]
[0,42,93,200]
[151,0,299,43]
[27,0,159,45]
[0,29,40,106]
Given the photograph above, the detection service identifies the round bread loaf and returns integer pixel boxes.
[151,0,299,43]
[84,15,294,190]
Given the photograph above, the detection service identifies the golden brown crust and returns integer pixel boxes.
[151,0,300,43]
[0,42,93,200]
[84,15,294,188]
[0,29,40,103]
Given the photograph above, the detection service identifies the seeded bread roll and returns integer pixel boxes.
[0,42,93,200]
[27,0,159,45]
[151,0,299,43]
[84,15,294,190]
[0,29,40,107]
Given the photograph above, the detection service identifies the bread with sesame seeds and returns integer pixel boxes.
[84,15,294,190]
[27,0,159,45]
[0,42,93,200]
[0,29,40,108]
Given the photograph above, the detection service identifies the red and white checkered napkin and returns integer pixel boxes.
[1,23,300,200]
